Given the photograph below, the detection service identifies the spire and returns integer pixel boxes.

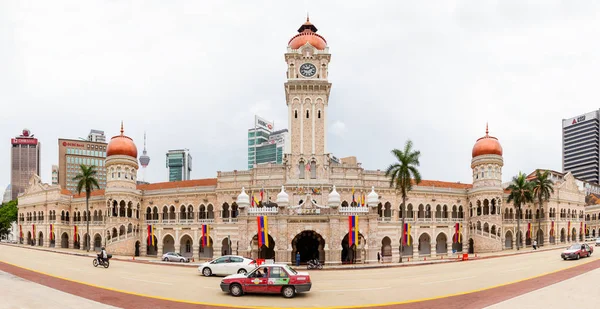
[485,122,489,136]
[143,131,147,152]
[120,121,124,135]
[307,12,309,22]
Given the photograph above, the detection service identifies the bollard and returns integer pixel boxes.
[407,257,410,262]
[132,256,135,261]
[424,257,426,261]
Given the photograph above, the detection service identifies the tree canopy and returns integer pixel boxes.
[0,200,18,237]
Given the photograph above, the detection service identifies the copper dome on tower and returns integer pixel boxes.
[288,16,327,50]
[472,124,503,158]
[107,122,138,158]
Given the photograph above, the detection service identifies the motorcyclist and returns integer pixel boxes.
[99,247,108,264]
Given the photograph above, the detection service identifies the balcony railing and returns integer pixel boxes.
[339,206,369,214]
[198,219,215,224]
[248,207,279,214]
[222,218,239,223]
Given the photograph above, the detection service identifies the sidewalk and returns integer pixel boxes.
[2,242,579,270]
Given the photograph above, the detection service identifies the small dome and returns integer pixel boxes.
[106,123,138,158]
[472,124,503,158]
[276,186,289,207]
[236,187,250,208]
[367,186,379,207]
[288,17,327,50]
[328,185,341,207]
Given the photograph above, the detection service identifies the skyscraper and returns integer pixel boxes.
[562,110,600,184]
[166,149,192,182]
[247,116,289,169]
[87,129,106,143]
[248,116,274,169]
[10,129,41,200]
[58,138,108,192]
[51,165,59,185]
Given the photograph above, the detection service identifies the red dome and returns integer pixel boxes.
[107,123,138,158]
[472,124,503,158]
[288,17,327,50]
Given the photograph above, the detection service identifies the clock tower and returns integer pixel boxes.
[284,17,332,182]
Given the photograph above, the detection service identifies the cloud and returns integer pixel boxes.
[329,121,347,137]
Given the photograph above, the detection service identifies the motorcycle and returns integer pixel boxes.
[306,258,323,270]
[93,254,112,268]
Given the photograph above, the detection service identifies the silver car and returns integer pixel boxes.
[162,252,189,263]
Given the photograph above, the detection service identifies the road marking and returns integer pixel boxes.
[420,276,476,285]
[121,277,173,285]
[317,286,391,292]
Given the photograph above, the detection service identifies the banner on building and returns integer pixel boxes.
[257,216,268,247]
[202,224,210,247]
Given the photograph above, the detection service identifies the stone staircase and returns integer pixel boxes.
[106,233,138,256]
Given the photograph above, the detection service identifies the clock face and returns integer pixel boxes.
[299,63,317,77]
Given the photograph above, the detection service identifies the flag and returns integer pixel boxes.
[550,221,554,237]
[19,225,22,240]
[251,194,255,207]
[306,162,311,171]
[403,223,411,246]
[527,223,531,238]
[147,225,155,246]
[454,223,460,242]
[260,188,264,202]
[568,221,571,237]
[361,194,365,207]
[202,224,209,247]
[257,216,269,247]
[348,216,358,247]
[580,222,583,235]
[458,223,462,243]
[32,224,35,241]
[74,225,77,243]
[352,187,355,204]
[585,224,589,235]
[254,195,260,206]
[50,224,53,241]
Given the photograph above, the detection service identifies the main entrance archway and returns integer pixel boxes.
[291,231,325,264]
[251,234,275,260]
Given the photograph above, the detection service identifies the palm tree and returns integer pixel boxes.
[73,164,100,252]
[507,172,534,250]
[531,170,554,246]
[385,140,422,263]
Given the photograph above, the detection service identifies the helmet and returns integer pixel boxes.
[101,247,105,250]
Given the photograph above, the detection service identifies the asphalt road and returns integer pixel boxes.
[0,245,598,308]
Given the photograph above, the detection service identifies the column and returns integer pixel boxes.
[192,244,199,261]
[430,243,436,258]
[447,241,453,257]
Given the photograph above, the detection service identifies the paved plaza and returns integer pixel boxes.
[1,244,600,308]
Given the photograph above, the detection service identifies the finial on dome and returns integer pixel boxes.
[120,121,124,135]
[485,122,488,136]
[307,12,309,22]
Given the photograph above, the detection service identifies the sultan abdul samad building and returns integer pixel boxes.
[17,18,597,264]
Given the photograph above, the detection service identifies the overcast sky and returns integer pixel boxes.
[1,1,600,194]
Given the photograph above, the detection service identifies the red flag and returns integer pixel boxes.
[306,162,311,171]
[260,189,264,202]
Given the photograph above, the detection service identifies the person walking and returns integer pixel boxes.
[377,252,381,263]
[533,240,537,250]
[295,252,301,266]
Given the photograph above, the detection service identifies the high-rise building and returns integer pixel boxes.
[87,129,106,143]
[248,116,274,169]
[10,129,41,200]
[562,110,600,184]
[166,149,192,182]
[2,185,12,204]
[58,138,108,192]
[51,165,59,185]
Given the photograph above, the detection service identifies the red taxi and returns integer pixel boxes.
[220,263,311,298]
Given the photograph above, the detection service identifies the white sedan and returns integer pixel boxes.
[198,255,257,277]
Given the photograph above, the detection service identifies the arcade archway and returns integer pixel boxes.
[252,234,275,259]
[38,232,44,247]
[292,231,325,263]
[341,233,365,264]
[93,234,102,251]
[61,232,69,248]
[162,234,175,254]
[505,231,513,249]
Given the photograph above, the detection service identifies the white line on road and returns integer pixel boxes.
[317,286,391,292]
[420,276,476,285]
[121,277,173,285]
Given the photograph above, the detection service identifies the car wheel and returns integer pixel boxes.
[563,257,567,260]
[282,286,296,298]
[230,283,243,297]
[163,257,168,262]
[576,254,580,260]
[180,258,185,263]
[237,268,247,275]
[202,267,212,277]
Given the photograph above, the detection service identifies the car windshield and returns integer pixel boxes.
[284,265,298,275]
[568,245,580,250]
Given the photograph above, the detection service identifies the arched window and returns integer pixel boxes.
[318,110,321,118]
[294,110,298,119]
[306,110,309,118]
[299,161,305,179]
[310,160,317,179]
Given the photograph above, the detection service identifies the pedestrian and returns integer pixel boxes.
[296,252,301,266]
[377,252,381,263]
[533,240,537,250]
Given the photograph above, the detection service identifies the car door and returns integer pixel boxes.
[211,257,227,275]
[245,267,269,293]
[266,266,290,293]
[167,253,175,261]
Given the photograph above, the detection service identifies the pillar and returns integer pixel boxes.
[192,244,199,261]
[430,243,436,258]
